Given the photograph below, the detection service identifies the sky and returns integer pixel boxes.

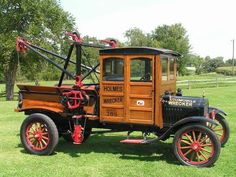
[60,0,236,59]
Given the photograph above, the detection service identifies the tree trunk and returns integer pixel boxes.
[5,51,18,101]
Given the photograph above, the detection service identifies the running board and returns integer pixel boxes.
[120,139,149,144]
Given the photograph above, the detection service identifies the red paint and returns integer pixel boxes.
[120,139,145,144]
[63,90,84,110]
[190,142,201,152]
[62,76,85,110]
[211,110,216,120]
[177,129,214,165]
[16,37,29,54]
[74,75,84,88]
[25,122,50,151]
[72,115,84,144]
[100,39,118,48]
[66,32,82,43]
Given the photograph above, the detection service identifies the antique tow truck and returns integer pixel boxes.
[15,33,229,167]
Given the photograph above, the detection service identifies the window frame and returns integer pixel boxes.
[102,57,124,81]
[161,55,177,82]
[130,57,153,82]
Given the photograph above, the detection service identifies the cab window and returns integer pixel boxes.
[161,57,168,81]
[103,58,124,81]
[170,58,175,80]
[130,58,152,82]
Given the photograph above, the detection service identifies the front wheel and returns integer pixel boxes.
[20,113,59,155]
[209,114,230,146]
[173,124,221,167]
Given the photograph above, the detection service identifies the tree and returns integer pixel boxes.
[186,54,204,74]
[202,56,225,73]
[225,59,236,66]
[151,24,191,75]
[0,0,75,100]
[125,27,159,47]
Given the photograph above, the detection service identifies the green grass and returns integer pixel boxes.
[0,86,236,177]
[177,72,236,81]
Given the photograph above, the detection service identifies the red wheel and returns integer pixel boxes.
[209,114,230,146]
[20,113,59,155]
[173,124,221,167]
[25,122,50,151]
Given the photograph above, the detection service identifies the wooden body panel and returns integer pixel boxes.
[100,54,155,125]
[17,85,65,113]
[21,99,64,112]
[99,53,177,127]
[126,55,154,125]
[154,55,162,128]
[100,55,126,122]
[17,84,96,115]
[160,80,176,95]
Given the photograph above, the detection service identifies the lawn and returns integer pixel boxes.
[176,72,236,81]
[0,86,236,177]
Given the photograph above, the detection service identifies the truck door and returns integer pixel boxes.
[100,56,126,122]
[127,56,154,125]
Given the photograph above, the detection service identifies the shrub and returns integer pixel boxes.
[216,67,236,76]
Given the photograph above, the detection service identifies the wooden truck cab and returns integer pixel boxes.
[99,47,178,128]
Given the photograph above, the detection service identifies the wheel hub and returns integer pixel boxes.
[34,131,42,141]
[191,142,201,152]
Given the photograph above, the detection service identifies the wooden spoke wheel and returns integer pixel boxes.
[173,124,221,167]
[20,113,59,155]
[209,114,230,146]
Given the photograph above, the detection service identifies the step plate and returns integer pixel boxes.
[120,139,146,144]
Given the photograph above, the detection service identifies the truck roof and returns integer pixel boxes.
[99,47,181,57]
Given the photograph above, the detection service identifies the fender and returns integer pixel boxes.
[146,116,217,143]
[209,106,227,116]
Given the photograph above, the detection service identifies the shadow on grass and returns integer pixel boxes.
[55,134,179,165]
[16,134,179,165]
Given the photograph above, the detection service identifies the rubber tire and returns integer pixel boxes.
[173,124,221,167]
[215,114,230,146]
[62,127,92,143]
[20,113,59,155]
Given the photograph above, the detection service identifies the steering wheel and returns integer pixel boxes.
[140,73,151,81]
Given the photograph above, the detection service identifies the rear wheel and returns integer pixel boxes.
[173,124,221,167]
[209,114,230,146]
[20,113,59,155]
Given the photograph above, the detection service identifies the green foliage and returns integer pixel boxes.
[0,71,3,83]
[124,24,191,76]
[125,27,159,47]
[152,24,190,75]
[216,66,236,76]
[186,54,204,74]
[0,0,75,83]
[82,36,100,66]
[202,56,225,73]
[224,59,236,67]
